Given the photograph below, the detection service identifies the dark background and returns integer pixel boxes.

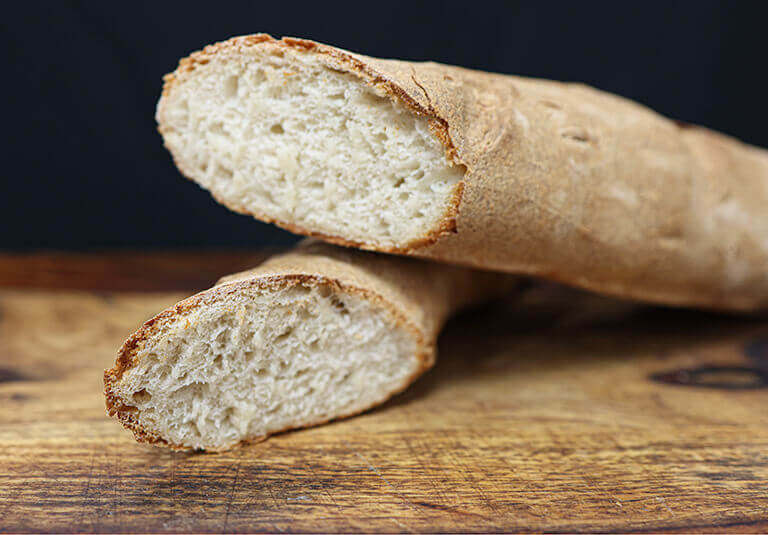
[4,1,767,250]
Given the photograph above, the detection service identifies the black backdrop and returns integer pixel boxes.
[4,1,767,249]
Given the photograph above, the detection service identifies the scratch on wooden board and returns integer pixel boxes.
[415,501,491,521]
[304,460,341,510]
[347,443,421,531]
[111,449,121,527]
[465,428,505,518]
[351,449,406,500]
[459,468,502,517]
[346,452,417,533]
[265,479,282,510]
[246,466,285,533]
[402,436,491,522]
[76,453,95,532]
[167,450,178,527]
[391,516,413,533]
[222,454,242,532]
[583,475,620,512]
[92,454,103,533]
[403,436,449,507]
[303,454,371,533]
[656,496,674,515]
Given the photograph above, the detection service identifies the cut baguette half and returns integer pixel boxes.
[157,34,464,251]
[104,242,515,451]
[158,34,768,312]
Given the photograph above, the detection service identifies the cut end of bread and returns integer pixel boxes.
[157,35,464,250]
[105,277,426,451]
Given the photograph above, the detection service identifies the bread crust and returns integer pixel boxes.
[104,242,515,451]
[158,34,768,312]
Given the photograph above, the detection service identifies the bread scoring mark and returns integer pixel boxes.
[560,126,594,144]
[539,100,562,110]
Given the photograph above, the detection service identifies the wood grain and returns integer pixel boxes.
[0,250,274,291]
[0,253,767,533]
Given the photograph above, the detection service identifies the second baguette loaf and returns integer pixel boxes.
[104,242,516,451]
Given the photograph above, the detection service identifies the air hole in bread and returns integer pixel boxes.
[132,389,152,404]
[223,75,239,98]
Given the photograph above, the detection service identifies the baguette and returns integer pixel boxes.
[104,242,515,451]
[157,34,768,311]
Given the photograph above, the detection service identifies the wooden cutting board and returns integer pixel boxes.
[1,252,767,533]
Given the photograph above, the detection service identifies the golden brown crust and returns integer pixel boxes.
[104,242,516,451]
[158,34,768,312]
